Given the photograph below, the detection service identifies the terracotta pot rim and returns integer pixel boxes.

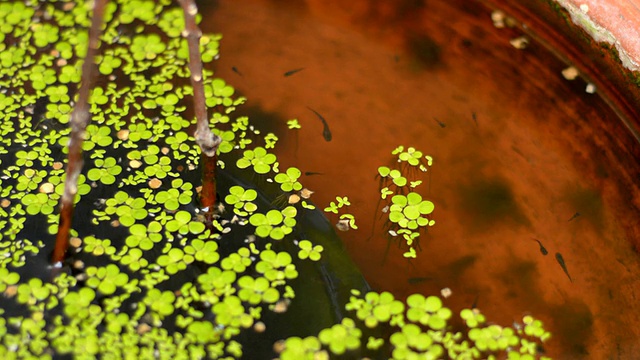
[555,0,640,72]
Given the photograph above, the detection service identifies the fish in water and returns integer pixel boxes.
[555,252,573,283]
[531,238,548,255]
[472,111,478,126]
[434,118,446,128]
[306,107,332,142]
[284,68,305,77]
[304,171,324,176]
[231,66,243,76]
[471,294,479,309]
[568,212,581,222]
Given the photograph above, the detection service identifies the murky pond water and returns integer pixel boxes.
[205,0,640,358]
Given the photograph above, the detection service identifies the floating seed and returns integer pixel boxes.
[70,237,82,248]
[491,10,505,28]
[253,321,266,333]
[299,188,314,199]
[39,182,54,194]
[561,66,579,80]
[288,194,300,204]
[129,160,142,169]
[148,178,162,189]
[4,285,18,298]
[117,129,129,140]
[441,287,452,298]
[510,36,529,49]
[273,299,290,313]
[273,340,285,353]
[137,323,151,335]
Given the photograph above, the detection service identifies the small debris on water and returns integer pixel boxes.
[273,299,290,313]
[273,340,285,353]
[299,188,314,199]
[4,285,18,298]
[288,193,300,204]
[0,199,10,208]
[510,36,529,50]
[39,182,54,194]
[137,323,152,335]
[580,4,589,13]
[52,162,64,170]
[70,237,82,248]
[585,83,596,94]
[117,129,129,140]
[561,66,579,80]
[441,287,453,298]
[129,160,142,169]
[253,321,266,333]
[148,178,162,189]
[491,10,506,28]
[336,219,350,232]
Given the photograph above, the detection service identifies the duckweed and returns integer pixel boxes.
[0,0,550,358]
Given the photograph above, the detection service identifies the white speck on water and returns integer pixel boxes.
[441,287,452,298]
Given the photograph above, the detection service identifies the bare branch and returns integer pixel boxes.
[53,0,108,266]
[178,0,221,157]
[178,0,221,212]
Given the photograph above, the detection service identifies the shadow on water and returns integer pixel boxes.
[456,177,531,233]
[498,259,540,300]
[548,300,594,357]
[405,33,442,70]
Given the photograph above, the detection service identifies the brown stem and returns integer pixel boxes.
[53,0,108,266]
[178,0,221,211]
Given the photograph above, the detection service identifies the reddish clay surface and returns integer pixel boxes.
[204,0,640,358]
[559,0,640,71]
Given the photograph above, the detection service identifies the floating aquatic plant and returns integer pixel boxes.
[0,0,551,358]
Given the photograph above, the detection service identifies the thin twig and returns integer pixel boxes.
[178,0,221,213]
[53,0,108,266]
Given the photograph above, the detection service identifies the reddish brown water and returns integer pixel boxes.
[205,1,640,358]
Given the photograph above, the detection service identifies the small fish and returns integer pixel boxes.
[408,277,433,284]
[555,252,573,283]
[472,111,478,126]
[471,294,479,309]
[434,118,446,128]
[568,212,581,222]
[284,68,305,77]
[231,66,243,76]
[306,107,332,142]
[531,238,548,255]
[304,171,324,176]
